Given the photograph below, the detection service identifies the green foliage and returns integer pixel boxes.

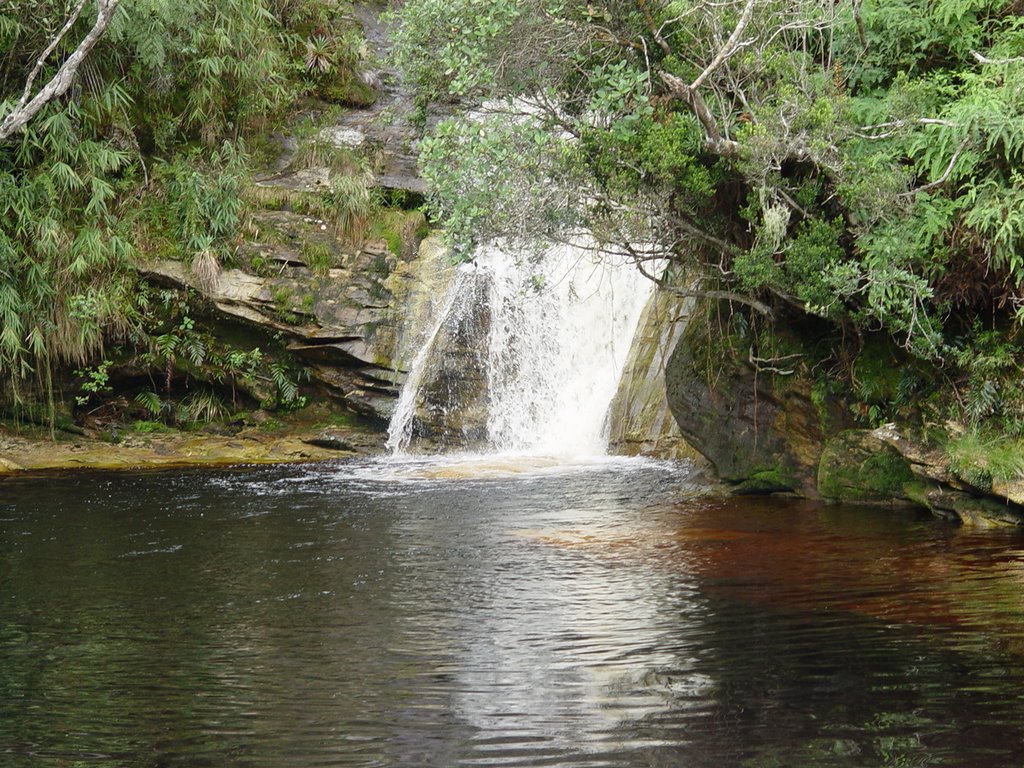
[134,390,166,418]
[0,108,140,409]
[269,361,306,408]
[75,361,113,407]
[132,418,172,433]
[388,0,575,103]
[301,242,332,275]
[153,142,247,264]
[420,112,585,258]
[367,209,424,258]
[177,389,228,423]
[952,326,1024,432]
[0,0,343,419]
[736,216,847,316]
[391,0,1024,418]
[141,294,210,393]
[106,0,293,147]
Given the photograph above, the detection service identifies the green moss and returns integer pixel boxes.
[317,74,377,108]
[810,377,842,433]
[734,466,796,494]
[818,430,914,501]
[368,209,428,257]
[133,420,172,433]
[902,480,934,511]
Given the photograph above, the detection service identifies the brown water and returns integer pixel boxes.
[3,456,1024,766]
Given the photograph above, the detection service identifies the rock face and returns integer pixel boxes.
[397,270,492,447]
[607,288,699,461]
[260,1,439,196]
[141,222,440,424]
[322,3,428,195]
[664,305,840,495]
[868,425,1024,526]
[664,306,1024,524]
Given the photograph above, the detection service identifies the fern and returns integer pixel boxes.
[270,361,300,405]
[134,389,165,416]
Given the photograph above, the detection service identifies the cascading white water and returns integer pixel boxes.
[387,238,656,457]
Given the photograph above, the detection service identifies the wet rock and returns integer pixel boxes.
[904,481,1024,527]
[303,430,356,451]
[403,270,491,448]
[607,287,701,462]
[869,424,967,489]
[317,2,433,195]
[0,456,25,471]
[992,478,1024,507]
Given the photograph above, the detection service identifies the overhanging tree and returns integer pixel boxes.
[390,0,1024,371]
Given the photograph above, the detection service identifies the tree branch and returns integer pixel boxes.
[660,71,739,156]
[634,0,672,56]
[971,49,1024,65]
[18,0,90,111]
[0,0,122,141]
[690,0,756,91]
[624,242,774,318]
[656,0,756,157]
[898,136,970,198]
[853,0,867,51]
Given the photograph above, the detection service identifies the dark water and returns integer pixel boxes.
[4,456,1024,767]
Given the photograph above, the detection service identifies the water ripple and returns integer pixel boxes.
[3,464,1024,766]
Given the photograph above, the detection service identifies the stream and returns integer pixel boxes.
[4,456,1024,766]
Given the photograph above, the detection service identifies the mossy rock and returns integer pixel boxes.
[664,301,838,496]
[818,430,914,502]
[904,479,1024,526]
[317,75,377,108]
[733,466,799,495]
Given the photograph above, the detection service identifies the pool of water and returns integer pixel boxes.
[3,456,1024,766]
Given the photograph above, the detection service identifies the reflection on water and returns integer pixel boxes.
[3,458,1024,766]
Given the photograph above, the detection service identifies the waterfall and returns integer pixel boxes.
[387,239,656,457]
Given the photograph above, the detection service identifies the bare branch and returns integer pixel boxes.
[898,136,970,198]
[660,71,739,156]
[667,285,774,318]
[854,118,960,141]
[971,49,1024,65]
[749,347,801,375]
[18,0,90,110]
[670,212,740,257]
[0,0,122,141]
[656,0,759,157]
[690,0,756,91]
[624,241,775,318]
